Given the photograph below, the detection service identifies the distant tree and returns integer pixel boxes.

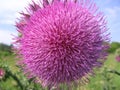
[0,43,12,56]
[108,42,120,53]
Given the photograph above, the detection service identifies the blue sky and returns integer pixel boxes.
[0,0,120,45]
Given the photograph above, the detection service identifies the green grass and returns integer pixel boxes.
[83,54,120,90]
[0,54,20,90]
[1,53,120,90]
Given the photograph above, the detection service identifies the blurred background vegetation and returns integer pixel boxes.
[0,42,120,90]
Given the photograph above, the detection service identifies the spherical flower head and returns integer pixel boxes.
[15,0,110,88]
[0,68,5,79]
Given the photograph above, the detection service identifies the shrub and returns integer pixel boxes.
[108,42,120,53]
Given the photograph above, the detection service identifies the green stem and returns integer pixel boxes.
[108,70,120,76]
[2,66,24,90]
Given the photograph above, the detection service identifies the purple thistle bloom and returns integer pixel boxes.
[115,49,120,62]
[116,56,120,62]
[0,68,5,79]
[15,0,109,88]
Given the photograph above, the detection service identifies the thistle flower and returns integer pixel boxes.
[115,48,120,62]
[0,68,5,79]
[115,56,120,62]
[15,0,109,89]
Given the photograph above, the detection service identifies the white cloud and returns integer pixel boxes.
[0,0,40,12]
[0,0,41,45]
[0,0,35,12]
[0,19,14,25]
[0,0,41,25]
[0,13,20,25]
[0,29,17,45]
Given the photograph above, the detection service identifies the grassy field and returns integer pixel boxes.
[0,53,120,90]
[84,54,120,90]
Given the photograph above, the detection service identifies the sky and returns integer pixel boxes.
[0,0,120,45]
